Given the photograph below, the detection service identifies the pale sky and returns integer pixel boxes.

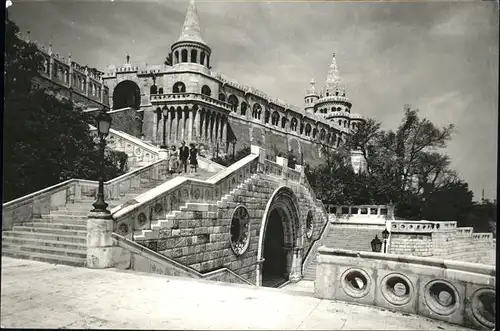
[9,0,499,201]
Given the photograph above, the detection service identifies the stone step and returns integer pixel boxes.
[20,222,86,231]
[3,231,86,244]
[12,226,87,237]
[180,203,217,212]
[2,236,86,250]
[40,215,88,222]
[2,242,86,259]
[1,248,86,267]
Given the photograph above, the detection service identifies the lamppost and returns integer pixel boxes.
[91,109,112,215]
[231,138,237,160]
[161,107,168,149]
[382,228,389,253]
[371,235,382,253]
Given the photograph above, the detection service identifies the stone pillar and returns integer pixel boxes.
[221,116,227,144]
[276,156,288,179]
[193,109,200,140]
[289,247,303,283]
[172,113,178,145]
[251,145,266,173]
[87,211,114,269]
[188,108,194,143]
[199,113,204,144]
[282,246,293,278]
[255,258,265,286]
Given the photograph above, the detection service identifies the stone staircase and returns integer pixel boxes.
[302,223,384,281]
[2,170,215,267]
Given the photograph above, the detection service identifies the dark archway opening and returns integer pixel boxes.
[262,209,287,288]
[112,80,141,110]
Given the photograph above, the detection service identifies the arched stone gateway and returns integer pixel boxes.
[112,80,141,110]
[257,186,303,287]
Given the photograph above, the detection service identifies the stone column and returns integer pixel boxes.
[214,115,220,145]
[188,107,194,143]
[221,116,227,144]
[289,247,303,283]
[199,112,205,144]
[172,113,178,145]
[193,108,200,141]
[282,246,293,278]
[87,211,114,269]
[255,258,265,286]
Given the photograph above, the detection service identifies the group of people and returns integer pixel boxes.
[168,141,199,174]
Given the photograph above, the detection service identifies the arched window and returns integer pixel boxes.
[218,93,226,102]
[281,117,287,129]
[271,112,280,126]
[326,92,329,97]
[173,82,186,93]
[150,85,158,95]
[228,95,239,111]
[191,49,197,63]
[201,85,211,96]
[264,110,270,124]
[305,124,312,136]
[159,87,164,94]
[175,50,179,64]
[252,103,262,119]
[300,123,304,135]
[241,102,248,116]
[200,51,205,65]
[207,55,210,68]
[181,49,188,62]
[312,128,317,138]
[291,118,298,131]
[338,119,341,126]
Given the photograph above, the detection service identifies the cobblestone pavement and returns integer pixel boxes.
[1,257,472,330]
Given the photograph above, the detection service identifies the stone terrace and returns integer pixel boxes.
[1,257,472,330]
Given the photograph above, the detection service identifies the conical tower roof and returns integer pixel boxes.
[323,52,342,94]
[177,0,207,45]
[306,78,317,95]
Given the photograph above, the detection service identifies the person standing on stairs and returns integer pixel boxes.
[168,145,179,175]
[189,143,198,173]
[179,141,190,173]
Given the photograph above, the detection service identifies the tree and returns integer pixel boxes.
[3,18,127,202]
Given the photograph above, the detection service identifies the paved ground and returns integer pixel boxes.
[1,257,472,330]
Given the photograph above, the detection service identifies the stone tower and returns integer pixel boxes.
[170,0,212,73]
[304,78,318,114]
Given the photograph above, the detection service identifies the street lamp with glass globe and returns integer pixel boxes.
[371,235,382,253]
[382,228,390,253]
[91,109,112,215]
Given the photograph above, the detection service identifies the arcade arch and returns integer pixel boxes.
[257,186,303,287]
[112,80,141,110]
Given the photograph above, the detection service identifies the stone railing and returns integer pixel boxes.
[389,220,457,233]
[89,126,160,169]
[2,159,169,231]
[111,154,260,237]
[150,93,233,112]
[327,204,395,224]
[455,227,474,237]
[315,247,495,330]
[473,233,494,241]
[112,233,253,285]
[263,159,283,178]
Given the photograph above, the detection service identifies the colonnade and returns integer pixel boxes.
[155,106,228,150]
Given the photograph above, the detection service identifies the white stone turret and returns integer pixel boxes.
[171,0,212,70]
[304,78,318,114]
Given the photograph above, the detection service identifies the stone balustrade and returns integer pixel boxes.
[2,159,169,231]
[473,233,493,241]
[315,247,496,330]
[150,93,233,112]
[89,126,160,169]
[389,220,457,233]
[326,205,395,224]
[111,154,260,238]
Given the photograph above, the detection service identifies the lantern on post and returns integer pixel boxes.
[371,235,382,253]
[231,138,237,160]
[91,109,112,214]
[382,228,389,253]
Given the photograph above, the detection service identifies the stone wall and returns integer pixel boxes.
[388,221,495,265]
[133,173,325,284]
[315,247,496,330]
[109,108,143,137]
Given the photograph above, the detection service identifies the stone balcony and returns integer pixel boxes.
[150,93,233,113]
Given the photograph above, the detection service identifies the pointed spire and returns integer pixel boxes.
[177,0,206,45]
[324,52,341,92]
[307,78,317,95]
